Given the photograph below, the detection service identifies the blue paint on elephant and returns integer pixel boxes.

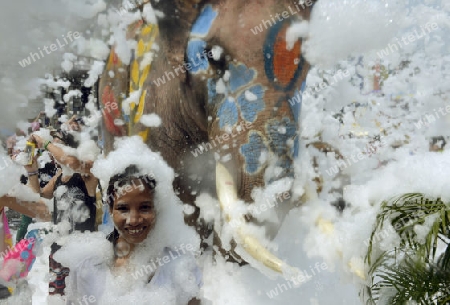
[266,117,297,168]
[191,5,218,37]
[186,39,209,74]
[217,98,238,129]
[289,81,306,123]
[293,137,299,158]
[229,63,256,93]
[207,78,217,104]
[240,132,268,174]
[237,85,266,123]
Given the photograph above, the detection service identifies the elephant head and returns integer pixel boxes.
[98,0,316,277]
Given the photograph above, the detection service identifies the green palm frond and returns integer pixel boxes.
[366,193,450,264]
[363,193,450,304]
[439,241,450,270]
[372,255,450,304]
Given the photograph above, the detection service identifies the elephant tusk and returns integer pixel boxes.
[216,162,295,275]
[235,231,285,273]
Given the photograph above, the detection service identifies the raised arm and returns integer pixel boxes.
[30,134,93,175]
[0,196,51,221]
[21,145,61,198]
[46,142,93,174]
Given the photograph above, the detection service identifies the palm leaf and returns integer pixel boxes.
[363,193,450,304]
[371,255,450,304]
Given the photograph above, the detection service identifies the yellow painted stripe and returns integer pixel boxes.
[141,24,153,36]
[131,60,139,86]
[134,89,147,123]
[138,129,149,142]
[139,65,150,88]
[137,39,145,58]
[107,51,114,68]
[125,23,159,137]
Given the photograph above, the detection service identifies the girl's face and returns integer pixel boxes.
[111,180,156,245]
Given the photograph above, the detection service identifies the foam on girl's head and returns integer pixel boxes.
[106,164,157,209]
[92,136,170,188]
[91,136,201,268]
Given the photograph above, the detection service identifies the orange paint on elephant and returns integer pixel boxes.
[273,26,302,87]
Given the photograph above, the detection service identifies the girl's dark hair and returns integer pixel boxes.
[106,164,156,210]
[105,164,157,245]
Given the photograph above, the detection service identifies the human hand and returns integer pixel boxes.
[66,115,81,131]
[24,154,39,173]
[29,134,44,149]
[11,152,37,171]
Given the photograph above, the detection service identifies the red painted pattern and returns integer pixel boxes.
[101,86,126,136]
[273,26,302,87]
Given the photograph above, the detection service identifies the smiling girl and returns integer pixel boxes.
[60,165,202,305]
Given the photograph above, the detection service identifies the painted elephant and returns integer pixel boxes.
[98,0,316,275]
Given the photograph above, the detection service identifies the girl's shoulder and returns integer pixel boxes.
[145,247,202,304]
[150,247,203,288]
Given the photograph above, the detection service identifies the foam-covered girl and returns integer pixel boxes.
[54,137,202,305]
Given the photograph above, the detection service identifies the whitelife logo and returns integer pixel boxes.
[377,21,439,59]
[325,138,387,177]
[18,31,81,68]
[266,262,328,298]
[131,244,197,280]
[250,0,315,35]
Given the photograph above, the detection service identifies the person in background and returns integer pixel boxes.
[6,129,25,157]
[0,186,51,299]
[0,128,99,299]
[429,136,446,152]
[28,130,98,297]
[30,111,46,133]
[61,115,82,132]
[15,150,58,243]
